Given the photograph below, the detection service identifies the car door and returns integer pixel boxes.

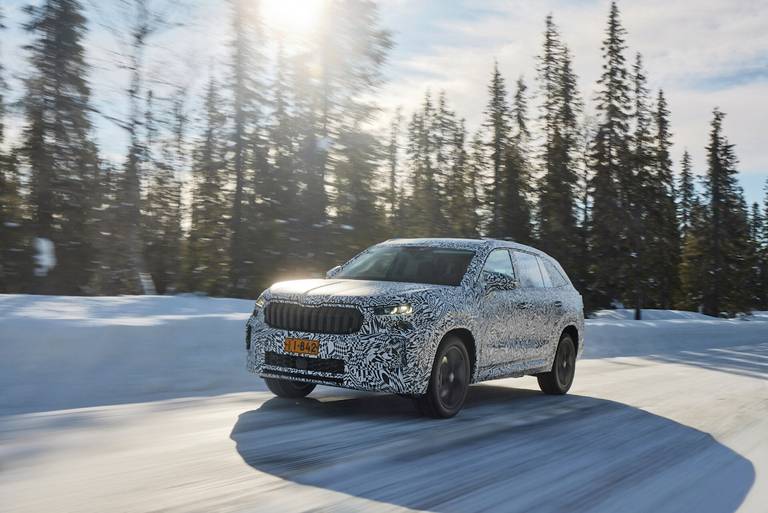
[477,249,529,369]
[509,251,549,365]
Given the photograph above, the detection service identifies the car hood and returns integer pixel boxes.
[268,278,446,301]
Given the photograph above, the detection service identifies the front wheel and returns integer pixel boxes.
[414,335,470,418]
[537,334,576,395]
[264,377,316,398]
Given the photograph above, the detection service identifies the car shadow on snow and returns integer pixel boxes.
[231,385,755,513]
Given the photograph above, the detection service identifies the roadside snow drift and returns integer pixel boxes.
[0,294,255,414]
[1,294,766,414]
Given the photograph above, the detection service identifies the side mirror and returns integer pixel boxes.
[482,271,518,294]
[326,265,342,278]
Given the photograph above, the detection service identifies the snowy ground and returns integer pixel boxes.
[1,294,767,513]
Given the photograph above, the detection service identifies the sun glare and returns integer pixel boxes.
[261,0,325,37]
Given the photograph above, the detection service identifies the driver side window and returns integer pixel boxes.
[481,249,515,279]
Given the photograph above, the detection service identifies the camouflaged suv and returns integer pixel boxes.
[246,238,584,417]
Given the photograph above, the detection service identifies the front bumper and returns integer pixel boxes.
[246,313,429,395]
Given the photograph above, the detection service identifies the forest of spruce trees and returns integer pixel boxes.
[0,0,766,317]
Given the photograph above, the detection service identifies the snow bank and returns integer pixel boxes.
[0,294,259,414]
[589,308,714,321]
[1,295,766,415]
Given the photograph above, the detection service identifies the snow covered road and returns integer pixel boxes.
[1,295,767,513]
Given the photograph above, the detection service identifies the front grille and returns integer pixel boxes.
[264,301,363,334]
[265,351,345,374]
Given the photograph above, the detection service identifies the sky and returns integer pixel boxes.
[2,0,767,205]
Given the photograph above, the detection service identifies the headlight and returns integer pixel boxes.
[374,303,413,316]
[253,293,267,315]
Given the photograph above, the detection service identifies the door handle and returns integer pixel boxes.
[553,301,563,308]
[516,302,532,310]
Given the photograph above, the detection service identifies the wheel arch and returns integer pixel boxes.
[562,324,579,355]
[442,328,477,382]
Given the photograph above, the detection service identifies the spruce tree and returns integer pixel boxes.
[511,76,530,146]
[747,202,764,309]
[143,91,183,294]
[497,142,532,242]
[536,15,582,283]
[587,0,633,307]
[292,0,391,269]
[626,52,654,317]
[405,91,443,236]
[484,62,511,237]
[445,119,479,237]
[678,201,709,311]
[0,7,6,143]
[228,0,265,296]
[648,89,680,308]
[0,9,31,291]
[185,75,229,295]
[332,128,385,253]
[498,77,532,242]
[757,182,768,308]
[385,108,403,230]
[266,40,301,277]
[678,149,696,236]
[684,108,753,315]
[467,131,489,233]
[22,0,100,294]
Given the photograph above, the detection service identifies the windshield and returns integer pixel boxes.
[336,246,476,286]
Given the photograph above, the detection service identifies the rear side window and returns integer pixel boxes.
[540,258,568,287]
[513,251,545,288]
[481,249,515,279]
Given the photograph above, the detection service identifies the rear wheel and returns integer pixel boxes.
[414,335,470,418]
[537,334,576,395]
[264,377,316,398]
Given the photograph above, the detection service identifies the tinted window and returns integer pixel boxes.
[513,251,545,288]
[481,249,515,279]
[540,258,568,287]
[336,246,475,286]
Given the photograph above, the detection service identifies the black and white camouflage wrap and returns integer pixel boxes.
[246,238,584,396]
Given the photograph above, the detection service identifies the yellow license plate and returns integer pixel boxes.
[284,338,320,356]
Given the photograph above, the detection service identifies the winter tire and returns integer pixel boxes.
[414,335,471,418]
[537,333,576,395]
